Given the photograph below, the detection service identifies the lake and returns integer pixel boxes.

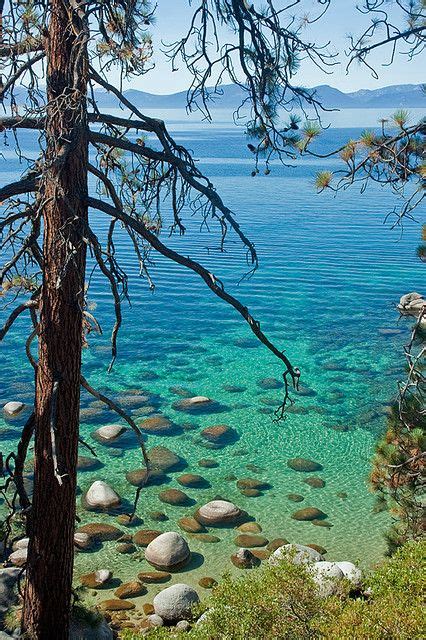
[1,107,425,601]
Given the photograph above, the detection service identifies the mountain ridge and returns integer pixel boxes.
[94,83,424,109]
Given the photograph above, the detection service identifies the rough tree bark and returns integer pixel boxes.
[22,0,88,636]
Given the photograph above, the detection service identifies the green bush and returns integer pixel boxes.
[121,540,425,640]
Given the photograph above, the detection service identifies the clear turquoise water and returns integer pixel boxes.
[1,108,425,603]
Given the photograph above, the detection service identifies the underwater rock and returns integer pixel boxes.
[199,424,238,449]
[188,534,220,543]
[234,534,268,548]
[292,507,327,521]
[306,544,327,556]
[77,456,103,472]
[139,416,176,435]
[222,385,247,393]
[236,478,270,491]
[257,378,283,389]
[133,530,161,547]
[266,538,289,552]
[237,522,262,533]
[239,488,261,497]
[138,571,171,584]
[177,474,209,489]
[99,599,135,612]
[197,458,219,469]
[198,577,217,589]
[92,424,126,444]
[76,523,123,542]
[3,401,25,416]
[159,489,192,506]
[178,517,206,534]
[303,477,325,489]
[79,570,113,589]
[153,583,199,622]
[148,446,185,472]
[126,468,167,488]
[82,481,121,512]
[145,532,191,571]
[116,543,137,555]
[287,458,323,472]
[74,532,93,551]
[195,500,242,526]
[114,581,146,599]
[172,396,214,413]
[149,511,169,522]
[231,548,259,569]
[287,493,305,502]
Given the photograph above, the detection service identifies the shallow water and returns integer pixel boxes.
[1,108,425,604]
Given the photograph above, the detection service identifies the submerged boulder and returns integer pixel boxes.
[82,481,121,512]
[291,507,327,521]
[172,396,215,413]
[195,500,242,526]
[3,401,25,416]
[145,532,190,571]
[92,424,126,444]
[287,458,323,472]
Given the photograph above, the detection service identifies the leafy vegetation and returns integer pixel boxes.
[120,540,425,640]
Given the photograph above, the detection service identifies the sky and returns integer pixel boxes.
[128,0,425,94]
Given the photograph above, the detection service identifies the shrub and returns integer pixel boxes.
[121,540,425,640]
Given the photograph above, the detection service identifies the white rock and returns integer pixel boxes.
[3,401,25,416]
[145,532,190,570]
[83,481,121,511]
[309,561,344,597]
[147,614,164,628]
[12,537,29,551]
[196,500,241,526]
[153,583,200,622]
[335,561,362,587]
[93,424,126,442]
[176,620,191,631]
[94,570,112,585]
[269,543,323,566]
[398,292,423,307]
[8,547,27,567]
[74,532,93,550]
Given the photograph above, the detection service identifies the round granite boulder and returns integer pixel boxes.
[99,599,135,612]
[269,543,324,566]
[195,500,242,526]
[145,532,191,571]
[287,458,323,472]
[77,456,103,472]
[82,481,121,512]
[153,583,200,622]
[231,548,259,569]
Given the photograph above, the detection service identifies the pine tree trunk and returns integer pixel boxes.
[22,0,88,637]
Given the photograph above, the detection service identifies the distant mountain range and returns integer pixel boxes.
[94,83,424,109]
